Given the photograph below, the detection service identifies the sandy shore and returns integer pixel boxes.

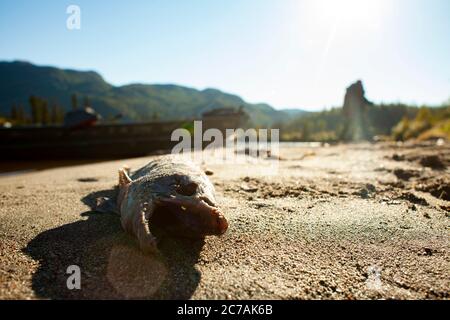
[0,142,448,299]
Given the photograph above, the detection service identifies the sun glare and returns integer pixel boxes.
[314,0,386,29]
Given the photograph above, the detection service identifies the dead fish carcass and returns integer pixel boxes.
[96,155,228,254]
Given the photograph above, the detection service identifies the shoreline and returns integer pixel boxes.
[0,142,448,299]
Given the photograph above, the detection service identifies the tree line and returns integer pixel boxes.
[275,103,450,142]
[6,93,90,126]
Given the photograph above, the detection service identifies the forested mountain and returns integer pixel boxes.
[0,61,304,126]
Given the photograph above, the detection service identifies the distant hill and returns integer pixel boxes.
[0,61,306,126]
[279,109,310,116]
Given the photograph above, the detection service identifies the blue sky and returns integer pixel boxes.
[0,0,449,110]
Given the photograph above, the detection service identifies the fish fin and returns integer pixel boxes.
[118,166,132,187]
[121,202,158,255]
[136,202,158,254]
[94,197,120,214]
[122,165,131,176]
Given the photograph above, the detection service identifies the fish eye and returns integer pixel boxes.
[176,182,198,196]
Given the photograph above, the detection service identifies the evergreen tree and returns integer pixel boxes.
[41,100,50,125]
[301,122,310,141]
[71,93,78,110]
[50,103,65,124]
[29,95,41,124]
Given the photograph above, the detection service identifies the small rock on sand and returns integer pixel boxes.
[394,169,419,181]
[419,155,445,170]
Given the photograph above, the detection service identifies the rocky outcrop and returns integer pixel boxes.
[341,80,373,141]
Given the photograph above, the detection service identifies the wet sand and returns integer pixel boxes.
[0,142,448,299]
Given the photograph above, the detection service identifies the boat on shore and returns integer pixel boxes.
[0,107,248,159]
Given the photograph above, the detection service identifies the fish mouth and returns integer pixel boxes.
[153,196,228,236]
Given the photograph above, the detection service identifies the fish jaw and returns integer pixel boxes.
[154,196,228,237]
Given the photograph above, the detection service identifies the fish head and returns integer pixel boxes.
[149,173,228,238]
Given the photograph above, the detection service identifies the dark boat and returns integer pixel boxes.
[0,107,248,159]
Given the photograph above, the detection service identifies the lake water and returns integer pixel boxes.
[0,142,325,176]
